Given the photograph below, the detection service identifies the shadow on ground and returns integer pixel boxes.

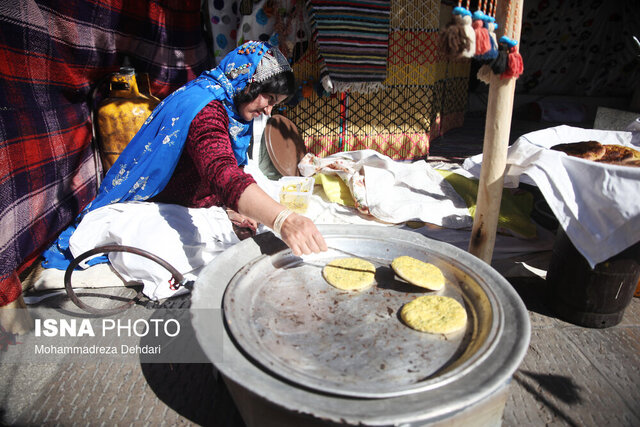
[513,370,583,427]
[140,363,244,427]
[139,294,245,427]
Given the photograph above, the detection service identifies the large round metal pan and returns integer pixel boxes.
[192,225,530,425]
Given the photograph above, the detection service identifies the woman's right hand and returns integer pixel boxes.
[235,183,327,256]
[279,213,328,256]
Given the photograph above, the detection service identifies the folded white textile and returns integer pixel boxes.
[299,149,473,228]
[463,125,640,268]
[66,157,278,301]
[69,202,240,300]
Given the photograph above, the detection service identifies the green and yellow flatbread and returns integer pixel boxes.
[322,257,376,291]
[391,256,445,291]
[401,295,467,334]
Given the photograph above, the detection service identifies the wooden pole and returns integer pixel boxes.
[468,0,524,263]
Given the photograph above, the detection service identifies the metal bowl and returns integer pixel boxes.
[192,225,530,425]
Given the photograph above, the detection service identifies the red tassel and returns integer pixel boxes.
[473,19,491,56]
[502,47,524,79]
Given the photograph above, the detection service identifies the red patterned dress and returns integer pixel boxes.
[150,100,256,210]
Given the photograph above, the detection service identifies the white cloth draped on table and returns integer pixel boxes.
[298,150,473,229]
[463,125,640,268]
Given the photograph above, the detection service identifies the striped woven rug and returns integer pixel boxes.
[306,0,390,94]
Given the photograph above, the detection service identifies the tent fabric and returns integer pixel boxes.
[518,0,640,97]
[203,0,310,66]
[0,0,209,304]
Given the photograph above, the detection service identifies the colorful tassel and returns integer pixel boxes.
[499,36,524,79]
[495,0,525,79]
[504,46,524,78]
[491,40,509,75]
[477,16,499,63]
[477,64,492,84]
[439,13,471,59]
[472,10,491,56]
[455,7,476,58]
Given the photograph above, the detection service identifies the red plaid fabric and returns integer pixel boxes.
[0,273,21,306]
[0,0,210,303]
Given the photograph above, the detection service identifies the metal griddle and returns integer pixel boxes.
[222,232,500,398]
[192,225,530,425]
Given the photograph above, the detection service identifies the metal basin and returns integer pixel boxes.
[191,225,530,425]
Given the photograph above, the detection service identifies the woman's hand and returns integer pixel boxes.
[279,212,328,256]
[236,183,327,255]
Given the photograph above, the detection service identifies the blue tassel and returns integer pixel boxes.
[477,15,499,63]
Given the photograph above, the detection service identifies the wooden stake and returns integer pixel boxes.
[468,0,523,263]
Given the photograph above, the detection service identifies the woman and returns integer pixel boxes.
[144,41,327,255]
[44,41,326,298]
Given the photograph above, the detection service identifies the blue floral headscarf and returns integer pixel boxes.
[43,41,283,269]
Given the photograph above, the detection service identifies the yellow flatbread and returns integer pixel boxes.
[322,257,376,291]
[401,295,467,334]
[391,256,445,290]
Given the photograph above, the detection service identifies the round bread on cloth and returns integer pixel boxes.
[322,257,376,291]
[401,295,467,334]
[391,256,445,290]
[598,144,640,164]
[550,141,640,166]
[550,140,606,160]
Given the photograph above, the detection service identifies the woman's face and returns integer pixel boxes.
[237,92,288,121]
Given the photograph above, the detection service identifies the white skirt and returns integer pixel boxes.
[69,201,243,300]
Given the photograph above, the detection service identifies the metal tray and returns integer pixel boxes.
[222,230,501,398]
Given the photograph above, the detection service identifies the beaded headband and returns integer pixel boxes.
[250,47,292,83]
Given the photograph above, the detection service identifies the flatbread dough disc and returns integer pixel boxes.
[322,257,376,291]
[391,256,445,290]
[401,295,467,334]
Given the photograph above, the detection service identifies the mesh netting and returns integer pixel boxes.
[283,0,470,160]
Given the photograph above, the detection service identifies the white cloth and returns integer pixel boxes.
[67,158,278,301]
[69,202,240,300]
[45,150,554,297]
[463,125,640,268]
[299,150,473,228]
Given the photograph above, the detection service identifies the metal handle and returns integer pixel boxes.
[64,245,187,316]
